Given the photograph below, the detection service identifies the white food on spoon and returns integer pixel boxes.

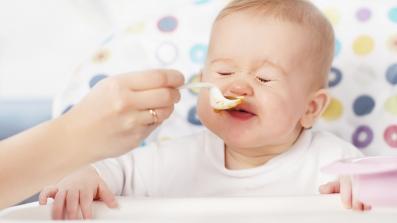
[180,82,244,110]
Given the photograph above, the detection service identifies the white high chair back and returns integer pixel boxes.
[53,0,397,156]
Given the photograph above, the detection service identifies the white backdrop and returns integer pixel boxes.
[0,0,187,99]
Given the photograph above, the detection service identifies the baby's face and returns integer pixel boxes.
[197,11,320,151]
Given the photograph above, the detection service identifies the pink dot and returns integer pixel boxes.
[384,125,397,148]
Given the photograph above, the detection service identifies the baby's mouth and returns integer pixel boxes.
[226,106,257,120]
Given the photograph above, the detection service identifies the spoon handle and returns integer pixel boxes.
[179,82,215,90]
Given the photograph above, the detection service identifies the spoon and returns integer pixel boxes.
[180,82,244,110]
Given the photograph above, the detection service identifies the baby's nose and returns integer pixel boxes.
[224,81,253,97]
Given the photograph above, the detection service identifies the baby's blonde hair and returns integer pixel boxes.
[215,0,335,88]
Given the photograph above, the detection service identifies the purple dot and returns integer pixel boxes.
[352,125,373,149]
[356,8,371,22]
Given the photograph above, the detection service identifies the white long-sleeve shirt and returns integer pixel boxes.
[94,129,362,197]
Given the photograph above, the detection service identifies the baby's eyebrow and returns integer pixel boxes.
[209,58,235,65]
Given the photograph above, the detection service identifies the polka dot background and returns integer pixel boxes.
[53,0,397,155]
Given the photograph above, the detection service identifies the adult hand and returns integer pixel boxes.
[59,69,184,160]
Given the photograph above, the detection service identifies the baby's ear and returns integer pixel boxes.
[300,89,330,129]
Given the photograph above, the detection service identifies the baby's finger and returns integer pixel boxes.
[79,191,94,219]
[97,183,118,208]
[319,181,340,194]
[52,190,66,220]
[39,187,58,205]
[65,190,80,220]
[352,199,364,211]
[339,176,352,209]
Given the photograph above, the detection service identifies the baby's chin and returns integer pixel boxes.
[217,130,261,149]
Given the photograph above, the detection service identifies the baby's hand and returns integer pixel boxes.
[39,166,117,220]
[319,176,371,211]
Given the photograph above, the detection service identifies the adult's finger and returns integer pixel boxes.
[119,69,185,91]
[134,106,174,125]
[128,88,181,109]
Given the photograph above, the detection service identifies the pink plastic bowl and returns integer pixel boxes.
[322,156,397,207]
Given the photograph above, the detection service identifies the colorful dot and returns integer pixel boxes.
[155,42,178,65]
[389,7,397,23]
[356,8,372,22]
[387,34,397,52]
[126,22,145,34]
[384,125,397,148]
[323,7,341,25]
[353,35,375,55]
[386,63,397,85]
[322,98,343,121]
[157,16,178,33]
[328,67,343,87]
[385,95,397,116]
[334,39,342,57]
[187,106,202,126]
[89,74,108,88]
[353,95,375,116]
[190,44,208,64]
[194,0,211,4]
[92,49,111,63]
[352,125,374,149]
[188,74,202,95]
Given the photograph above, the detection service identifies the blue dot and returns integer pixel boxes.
[194,0,211,4]
[386,63,397,85]
[328,67,343,87]
[187,106,202,126]
[157,16,178,33]
[334,39,341,57]
[353,95,375,116]
[389,7,397,23]
[89,74,108,88]
[62,105,73,114]
[190,44,208,64]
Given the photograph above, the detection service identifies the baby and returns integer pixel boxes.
[39,0,369,219]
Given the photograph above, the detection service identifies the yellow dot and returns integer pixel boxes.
[353,36,374,55]
[323,7,341,25]
[158,136,172,142]
[126,21,145,34]
[385,95,397,116]
[322,98,343,121]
